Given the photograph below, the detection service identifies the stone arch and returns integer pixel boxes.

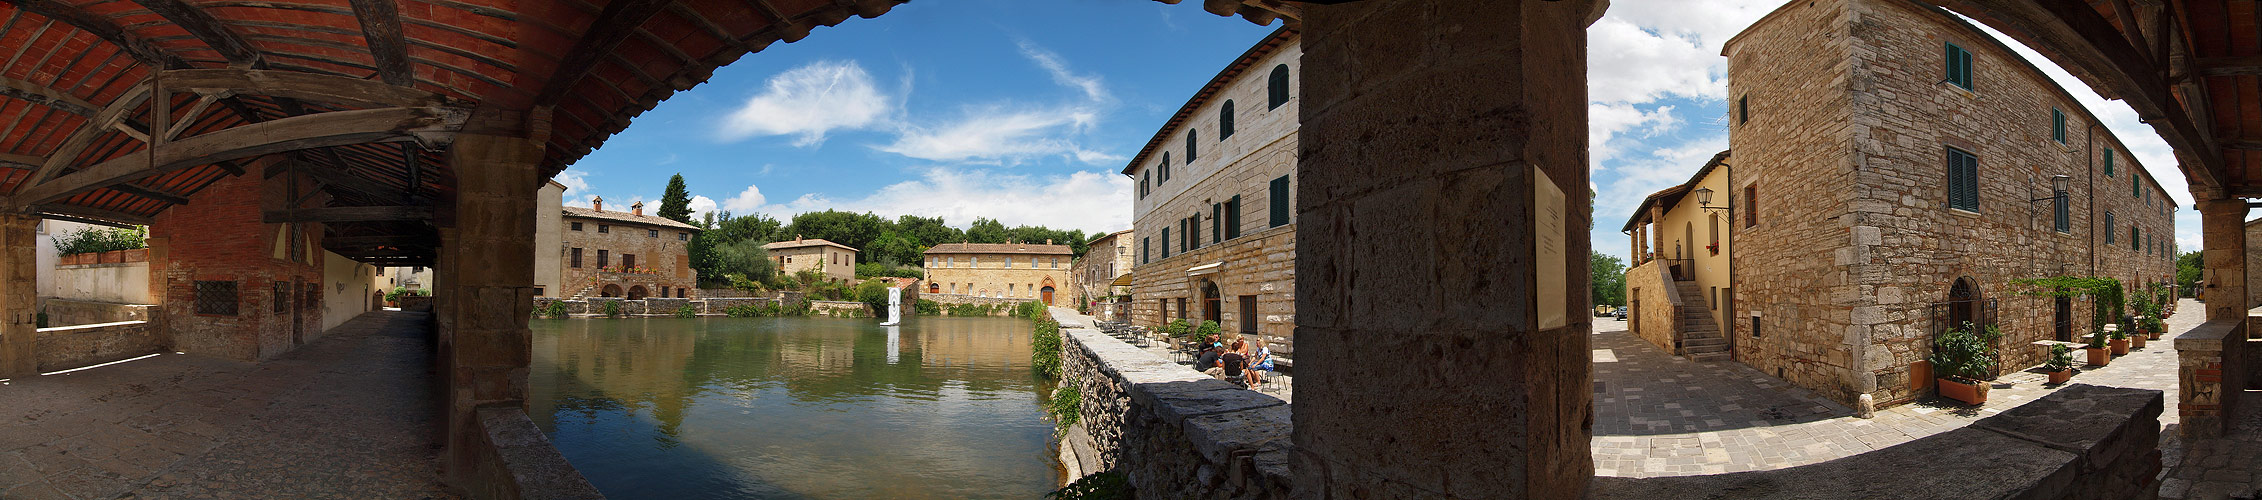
[1947,276,1980,331]
[627,286,648,300]
[600,284,622,298]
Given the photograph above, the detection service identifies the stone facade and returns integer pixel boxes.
[1125,29,1300,350]
[150,171,329,362]
[558,198,701,299]
[764,237,857,284]
[34,320,157,372]
[1622,152,1735,358]
[1071,229,1133,305]
[1725,0,2180,408]
[922,242,1075,307]
[2246,218,2262,308]
[1054,311,1291,498]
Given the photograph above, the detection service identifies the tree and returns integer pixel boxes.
[895,215,963,247]
[690,211,783,287]
[866,230,922,266]
[779,210,889,261]
[2177,251,2202,297]
[965,217,1009,244]
[712,238,777,285]
[1590,251,1626,307]
[657,173,694,224]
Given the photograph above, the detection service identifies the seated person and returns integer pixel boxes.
[1218,340,1248,383]
[1195,343,1221,375]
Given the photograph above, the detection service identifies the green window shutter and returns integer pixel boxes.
[2131,226,2139,251]
[2133,173,2140,197]
[2104,148,2114,176]
[2053,194,2068,233]
[1211,203,1222,244]
[1161,228,1169,258]
[1270,175,1291,228]
[1945,147,1978,211]
[1944,43,1973,90]
[2105,212,2114,243]
[2051,108,2065,143]
[1227,195,1242,239]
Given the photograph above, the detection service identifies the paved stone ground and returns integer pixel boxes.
[1066,310,1295,403]
[0,311,455,499]
[1593,299,2262,499]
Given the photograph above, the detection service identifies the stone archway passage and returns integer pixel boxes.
[600,284,622,298]
[627,286,648,300]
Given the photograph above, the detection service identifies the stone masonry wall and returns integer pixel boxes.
[923,252,1074,307]
[1054,311,1290,498]
[35,320,158,372]
[2246,220,2262,308]
[1127,225,1295,355]
[1727,0,2178,407]
[150,170,326,362]
[559,215,698,298]
[1624,260,1679,354]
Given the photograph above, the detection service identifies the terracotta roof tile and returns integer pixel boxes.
[924,243,1074,255]
[562,206,702,230]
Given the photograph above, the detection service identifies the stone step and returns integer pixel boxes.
[1684,342,1730,354]
[1687,351,1732,362]
[1682,337,1727,348]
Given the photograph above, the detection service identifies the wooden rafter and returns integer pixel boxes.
[34,81,155,183]
[262,205,431,223]
[14,105,467,206]
[0,74,97,116]
[348,0,411,87]
[129,0,260,64]
[106,183,189,205]
[34,203,151,225]
[5,0,183,67]
[534,0,672,106]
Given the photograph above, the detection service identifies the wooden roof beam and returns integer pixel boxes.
[128,0,260,65]
[14,106,467,206]
[0,74,98,116]
[34,204,150,225]
[534,0,673,106]
[5,0,185,67]
[106,183,189,205]
[262,205,432,223]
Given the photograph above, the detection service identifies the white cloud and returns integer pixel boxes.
[735,167,1132,234]
[688,195,717,221]
[874,42,1119,165]
[721,184,767,214]
[1590,103,1680,164]
[718,60,892,146]
[1019,41,1109,103]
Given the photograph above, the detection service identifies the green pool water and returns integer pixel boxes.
[529,316,1062,499]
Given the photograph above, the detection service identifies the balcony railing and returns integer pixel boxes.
[1665,259,1695,281]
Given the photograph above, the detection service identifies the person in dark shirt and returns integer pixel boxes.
[1218,340,1249,384]
[1194,343,1221,372]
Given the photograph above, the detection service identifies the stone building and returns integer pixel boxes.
[1721,0,2179,409]
[1622,151,1735,362]
[1071,229,1134,318]
[922,242,1075,306]
[1124,27,1300,347]
[763,237,858,284]
[558,197,701,299]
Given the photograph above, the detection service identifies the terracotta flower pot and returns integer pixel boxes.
[2110,338,2129,355]
[1937,377,1988,405]
[2087,347,2111,366]
[123,248,147,262]
[2048,369,2072,385]
[2148,330,2162,340]
[2131,335,2147,350]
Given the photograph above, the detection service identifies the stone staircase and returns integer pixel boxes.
[1672,280,1731,362]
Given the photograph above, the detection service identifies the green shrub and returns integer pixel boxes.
[53,226,146,255]
[2044,344,2074,372]
[384,286,429,303]
[1014,300,1048,320]
[1044,382,1079,427]
[915,299,941,315]
[948,303,991,316]
[1160,319,1192,339]
[674,304,698,318]
[1032,319,1062,378]
[1194,320,1222,341]
[602,300,622,318]
[724,304,762,317]
[1046,471,1130,500]
[537,301,569,319]
[1925,323,2000,381]
[853,279,892,317]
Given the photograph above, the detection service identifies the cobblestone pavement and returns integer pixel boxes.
[1060,309,1294,403]
[0,311,455,499]
[1592,300,2259,497]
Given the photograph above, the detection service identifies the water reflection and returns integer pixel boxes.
[530,316,1060,500]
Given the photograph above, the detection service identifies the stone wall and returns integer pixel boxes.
[1593,384,2163,500]
[531,296,804,317]
[2246,219,2262,308]
[808,300,870,317]
[35,320,159,372]
[1054,312,1291,498]
[149,170,326,362]
[37,298,153,327]
[558,210,698,299]
[48,260,152,304]
[1624,261,1679,354]
[1128,225,1296,354]
[922,293,1031,316]
[922,248,1075,307]
[1725,0,2179,408]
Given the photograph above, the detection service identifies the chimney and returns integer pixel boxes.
[796,234,804,243]
[592,196,604,212]
[631,201,645,216]
[1045,239,1053,245]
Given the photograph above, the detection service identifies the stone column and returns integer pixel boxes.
[2199,198,2247,323]
[1294,1,1600,498]
[439,133,541,483]
[0,214,36,377]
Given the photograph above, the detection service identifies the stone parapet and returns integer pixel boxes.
[1592,384,2164,500]
[461,407,604,500]
[34,320,158,372]
[2175,318,2250,438]
[1053,309,1291,499]
[36,298,155,328]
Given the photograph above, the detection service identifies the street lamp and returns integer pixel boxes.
[2029,174,2072,279]
[1693,187,1732,211]
[2030,174,2070,203]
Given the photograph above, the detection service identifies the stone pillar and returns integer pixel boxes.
[2199,198,2247,323]
[1293,1,1600,498]
[0,214,36,378]
[1650,206,1667,261]
[439,133,542,483]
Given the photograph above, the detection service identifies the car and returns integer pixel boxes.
[1594,305,1614,317]
[1613,307,1627,320]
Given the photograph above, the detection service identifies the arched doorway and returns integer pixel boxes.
[373,292,384,309]
[1041,286,1056,305]
[1201,280,1222,326]
[627,286,648,300]
[1947,277,1979,330]
[600,284,622,297]
[928,283,939,294]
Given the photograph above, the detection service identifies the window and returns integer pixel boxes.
[2131,226,2139,251]
[571,222,583,231]
[1186,131,1197,162]
[1708,213,1719,254]
[1188,214,1201,250]
[1738,95,1748,125]
[1944,147,1979,212]
[1751,316,1761,338]
[2053,192,2069,234]
[1944,42,1973,90]
[2105,148,2115,176]
[1161,228,1170,259]
[1220,100,1235,139]
[536,287,545,296]
[660,286,668,297]
[1709,286,1717,309]
[598,224,609,233]
[2104,212,2115,243]
[195,280,239,316]
[598,249,610,268]
[273,282,290,314]
[1226,195,1243,239]
[2051,108,2066,143]
[1142,237,1150,264]
[624,254,636,269]
[1212,203,1223,244]
[679,232,688,241]
[570,248,583,268]
[648,229,658,238]
[1269,175,1291,227]
[1161,153,1171,182]
[1744,184,1757,228]
[1268,64,1290,110]
[1140,171,1150,198]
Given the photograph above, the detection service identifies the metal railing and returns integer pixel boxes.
[1666,259,1696,281]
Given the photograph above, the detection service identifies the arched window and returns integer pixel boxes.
[1186,130,1197,161]
[1220,100,1235,139]
[1268,64,1290,109]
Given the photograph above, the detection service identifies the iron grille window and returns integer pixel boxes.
[1944,42,1973,90]
[1270,175,1291,228]
[195,280,239,316]
[1944,147,1979,212]
[2051,108,2066,143]
[1268,64,1290,110]
[273,282,289,314]
[1220,100,1236,139]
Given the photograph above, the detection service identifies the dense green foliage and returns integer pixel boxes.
[710,239,777,288]
[1590,251,1626,307]
[723,300,812,317]
[2177,251,2202,297]
[1926,323,2001,381]
[2012,276,2125,331]
[657,174,695,224]
[53,226,146,255]
[684,207,1094,288]
[854,262,924,279]
[1160,319,1191,339]
[538,301,569,319]
[1194,320,1222,341]
[1046,471,1130,500]
[674,304,698,318]
[915,299,941,315]
[1015,300,1048,320]
[1032,318,1062,378]
[852,279,893,317]
[946,303,1003,316]
[384,286,429,303]
[2045,344,2073,372]
[1045,383,1078,427]
[602,300,622,318]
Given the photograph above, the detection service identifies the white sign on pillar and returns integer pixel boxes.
[882,286,902,326]
[1535,166,1567,330]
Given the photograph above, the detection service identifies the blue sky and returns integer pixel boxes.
[558,0,2196,257]
[557,1,1277,234]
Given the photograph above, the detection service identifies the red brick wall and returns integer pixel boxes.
[151,172,326,362]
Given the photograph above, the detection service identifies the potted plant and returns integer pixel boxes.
[2085,330,2111,366]
[1926,322,1999,405]
[2044,344,2074,384]
[2145,316,2165,340]
[2108,326,2129,355]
